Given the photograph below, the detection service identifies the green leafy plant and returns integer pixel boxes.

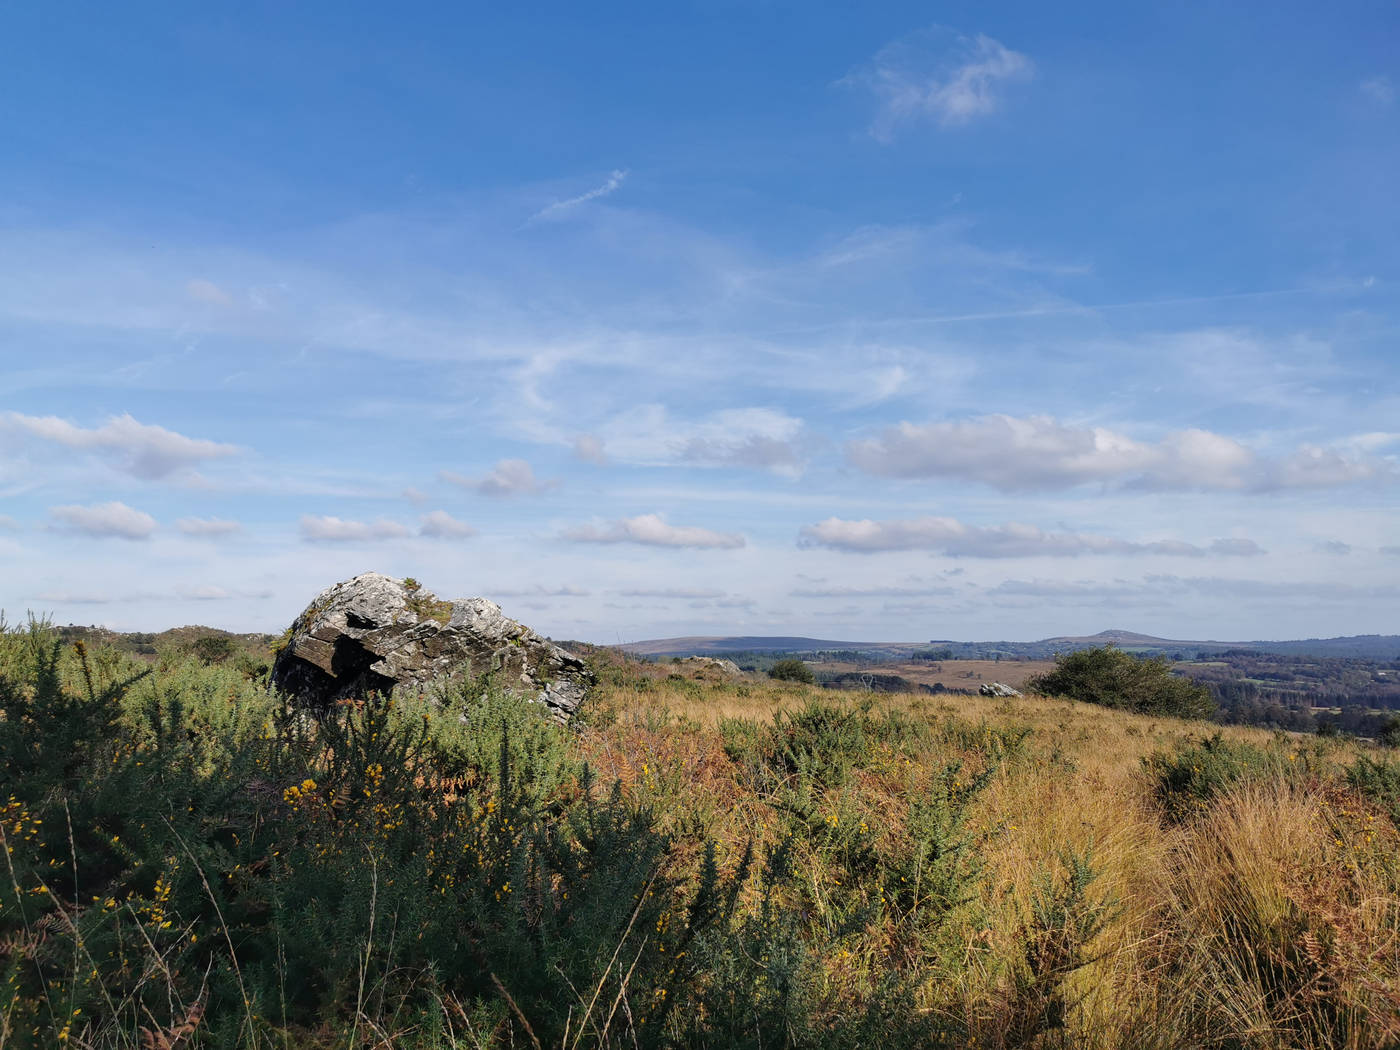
[768,658,816,685]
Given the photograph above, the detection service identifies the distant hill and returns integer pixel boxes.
[621,630,1400,662]
[618,635,903,657]
[45,623,1400,666]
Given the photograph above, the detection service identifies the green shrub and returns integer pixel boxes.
[1030,646,1216,719]
[187,633,238,665]
[1142,733,1307,822]
[1376,715,1400,749]
[1347,755,1400,825]
[768,658,816,684]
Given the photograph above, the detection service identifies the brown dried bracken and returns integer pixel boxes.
[138,999,205,1050]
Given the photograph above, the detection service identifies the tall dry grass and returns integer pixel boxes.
[583,658,1400,1048]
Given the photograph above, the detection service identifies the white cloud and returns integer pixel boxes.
[847,29,1034,142]
[0,515,17,531]
[418,510,477,539]
[798,515,1264,558]
[562,513,745,550]
[846,414,1394,492]
[529,169,628,223]
[49,501,158,540]
[402,486,429,504]
[441,459,555,497]
[573,434,609,465]
[176,516,242,537]
[4,412,238,480]
[299,515,412,543]
[1269,445,1388,488]
[186,278,233,305]
[1361,75,1395,106]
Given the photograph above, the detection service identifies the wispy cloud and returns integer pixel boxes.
[790,583,957,598]
[989,575,1400,605]
[528,169,629,223]
[798,515,1264,558]
[176,516,242,537]
[186,278,233,305]
[4,412,238,481]
[573,434,609,465]
[562,513,745,550]
[845,28,1034,142]
[299,515,412,543]
[29,584,272,604]
[49,501,158,540]
[598,406,807,475]
[486,584,590,598]
[681,434,804,475]
[1361,75,1395,106]
[617,587,726,599]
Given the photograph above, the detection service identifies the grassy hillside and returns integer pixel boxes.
[3,626,1400,1047]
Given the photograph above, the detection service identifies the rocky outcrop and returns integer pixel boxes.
[270,573,592,722]
[979,681,1023,698]
[678,656,744,677]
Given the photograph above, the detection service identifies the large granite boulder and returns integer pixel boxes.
[270,572,592,722]
[979,681,1023,698]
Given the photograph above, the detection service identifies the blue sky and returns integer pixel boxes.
[1,1,1397,642]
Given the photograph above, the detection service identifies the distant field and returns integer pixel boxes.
[809,657,1057,691]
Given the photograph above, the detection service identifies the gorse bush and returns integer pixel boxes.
[999,849,1119,1046]
[1030,645,1216,719]
[1347,754,1400,826]
[1141,732,1319,822]
[0,620,759,1048]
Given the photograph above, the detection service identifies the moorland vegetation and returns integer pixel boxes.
[3,618,1400,1047]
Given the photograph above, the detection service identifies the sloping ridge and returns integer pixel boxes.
[619,635,896,657]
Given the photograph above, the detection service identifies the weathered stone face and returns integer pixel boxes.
[270,572,592,722]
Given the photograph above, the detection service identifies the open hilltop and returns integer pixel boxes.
[4,622,1400,1047]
